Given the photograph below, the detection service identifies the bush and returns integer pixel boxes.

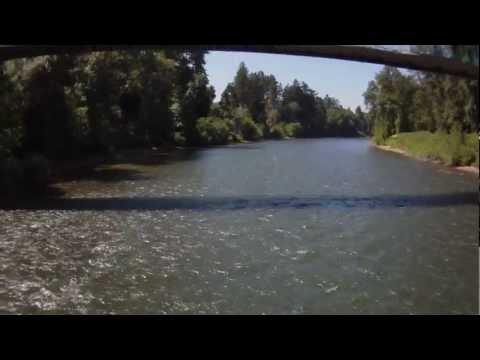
[464,133,479,168]
[240,117,263,141]
[23,154,50,190]
[229,132,243,143]
[174,132,186,146]
[373,121,388,145]
[196,117,231,145]
[0,127,22,160]
[0,157,24,198]
[257,123,266,135]
[208,103,226,118]
[230,108,263,141]
[269,124,287,139]
[283,122,303,138]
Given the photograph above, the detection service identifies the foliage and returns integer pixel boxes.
[365,63,478,166]
[0,157,24,197]
[220,63,365,138]
[196,117,232,145]
[283,122,303,138]
[269,123,287,139]
[240,116,263,141]
[365,65,478,139]
[174,132,186,146]
[177,72,215,146]
[0,63,23,159]
[229,107,263,141]
[23,154,50,189]
[281,80,324,136]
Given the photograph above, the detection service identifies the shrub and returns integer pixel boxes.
[0,127,22,160]
[230,108,263,141]
[257,123,266,135]
[23,154,50,190]
[269,124,287,139]
[229,132,243,143]
[0,144,9,160]
[0,157,24,198]
[283,122,303,138]
[174,132,186,147]
[208,103,226,118]
[240,117,263,141]
[464,133,479,168]
[196,117,231,145]
[373,121,388,145]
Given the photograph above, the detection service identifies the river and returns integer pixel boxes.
[0,138,478,314]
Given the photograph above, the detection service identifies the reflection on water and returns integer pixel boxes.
[0,139,478,314]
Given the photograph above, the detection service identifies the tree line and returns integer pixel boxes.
[0,51,368,158]
[213,62,368,142]
[363,45,478,145]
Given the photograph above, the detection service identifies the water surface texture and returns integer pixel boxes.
[1,139,478,314]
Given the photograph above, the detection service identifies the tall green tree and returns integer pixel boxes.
[0,62,23,158]
[22,55,83,158]
[179,73,215,145]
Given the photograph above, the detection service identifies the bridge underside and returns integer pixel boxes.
[0,45,478,80]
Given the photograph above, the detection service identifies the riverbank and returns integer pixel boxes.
[373,131,479,175]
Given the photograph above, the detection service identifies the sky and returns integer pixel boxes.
[205,51,387,111]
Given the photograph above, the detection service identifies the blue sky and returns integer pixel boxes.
[205,51,387,111]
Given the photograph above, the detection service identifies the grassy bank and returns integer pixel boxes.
[383,131,479,168]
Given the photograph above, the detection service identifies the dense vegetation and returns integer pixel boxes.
[363,45,478,167]
[0,51,367,197]
[216,62,367,141]
[0,50,215,196]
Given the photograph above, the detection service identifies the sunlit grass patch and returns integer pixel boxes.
[385,131,479,167]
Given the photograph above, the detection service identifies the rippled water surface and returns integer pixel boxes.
[0,139,478,314]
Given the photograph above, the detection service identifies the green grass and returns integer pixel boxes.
[385,131,479,167]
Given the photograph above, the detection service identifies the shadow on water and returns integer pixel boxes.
[117,148,203,166]
[50,148,202,183]
[207,144,263,151]
[3,192,478,211]
[57,167,151,183]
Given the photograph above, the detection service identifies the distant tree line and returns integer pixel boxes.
[203,61,367,145]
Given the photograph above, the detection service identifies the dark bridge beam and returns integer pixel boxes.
[0,45,478,80]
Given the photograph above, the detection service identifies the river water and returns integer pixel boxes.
[0,139,478,314]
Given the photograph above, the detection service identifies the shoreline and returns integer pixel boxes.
[373,143,479,175]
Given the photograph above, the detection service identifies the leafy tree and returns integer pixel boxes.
[0,62,22,158]
[196,117,231,145]
[281,80,323,136]
[173,51,215,145]
[179,73,215,145]
[22,55,82,158]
